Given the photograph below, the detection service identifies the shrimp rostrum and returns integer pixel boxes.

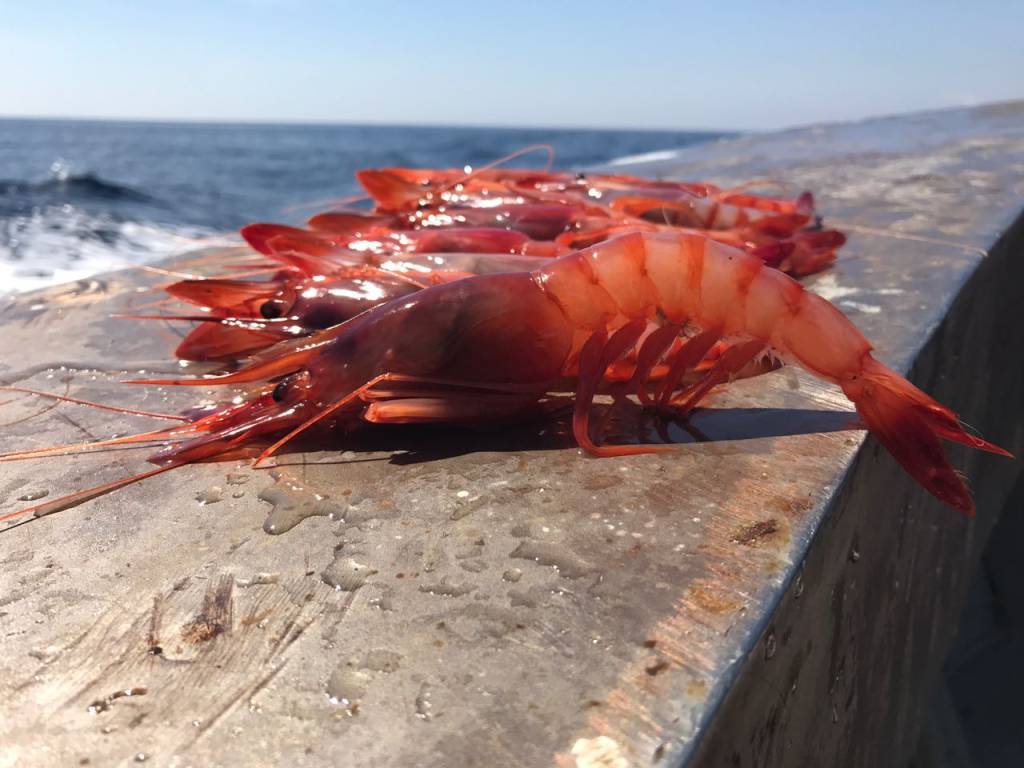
[0,231,1007,524]
[87,229,1006,520]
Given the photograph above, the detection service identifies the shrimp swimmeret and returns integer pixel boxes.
[0,231,1009,524]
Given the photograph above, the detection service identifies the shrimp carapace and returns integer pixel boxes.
[162,272,423,361]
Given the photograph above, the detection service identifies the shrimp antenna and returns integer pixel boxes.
[111,314,222,323]
[0,462,184,529]
[250,374,405,467]
[124,296,180,312]
[135,264,205,280]
[283,192,374,215]
[0,386,188,422]
[251,393,356,467]
[828,221,989,258]
[457,144,556,184]
[714,179,789,199]
[0,423,198,462]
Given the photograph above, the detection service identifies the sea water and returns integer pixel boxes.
[0,119,726,293]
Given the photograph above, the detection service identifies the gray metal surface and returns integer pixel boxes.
[1,102,1022,768]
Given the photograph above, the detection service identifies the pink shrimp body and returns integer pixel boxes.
[534,232,1006,513]
[140,231,1004,516]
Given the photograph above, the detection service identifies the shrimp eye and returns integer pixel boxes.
[271,380,289,403]
[260,300,285,319]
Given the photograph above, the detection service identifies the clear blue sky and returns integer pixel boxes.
[2,1,1021,131]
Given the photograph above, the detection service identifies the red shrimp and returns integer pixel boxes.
[555,220,845,278]
[355,167,567,210]
[609,193,815,234]
[245,220,564,260]
[357,166,804,224]
[355,167,720,211]
[158,272,423,360]
[354,168,833,273]
[3,232,1002,525]
[141,235,1012,512]
[155,246,561,360]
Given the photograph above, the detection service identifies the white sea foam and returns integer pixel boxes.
[606,148,685,166]
[0,208,218,294]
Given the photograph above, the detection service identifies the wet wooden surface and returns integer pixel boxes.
[1,102,1022,768]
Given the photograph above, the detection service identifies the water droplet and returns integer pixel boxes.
[502,568,523,583]
[236,572,280,588]
[458,559,486,574]
[134,753,147,763]
[414,683,435,720]
[195,486,223,506]
[359,649,401,673]
[764,630,777,659]
[509,522,533,538]
[581,475,623,490]
[364,584,394,611]
[18,489,49,502]
[418,579,475,598]
[321,555,377,592]
[326,667,366,716]
[260,471,342,534]
[86,687,147,715]
[508,589,536,609]
[510,541,591,579]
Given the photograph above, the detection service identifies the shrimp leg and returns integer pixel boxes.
[573,320,663,457]
[363,393,540,424]
[252,373,555,466]
[670,340,767,416]
[624,323,684,407]
[655,331,722,406]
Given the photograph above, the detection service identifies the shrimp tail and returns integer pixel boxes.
[794,191,815,217]
[748,241,794,269]
[750,211,813,237]
[842,358,1011,516]
[781,229,847,276]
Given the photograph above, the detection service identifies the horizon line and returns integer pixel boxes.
[2,98,1018,136]
[0,112,738,135]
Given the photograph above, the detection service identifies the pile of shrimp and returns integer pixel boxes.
[147,154,848,363]
[0,151,1008,526]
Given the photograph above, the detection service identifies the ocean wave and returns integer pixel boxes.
[0,171,156,205]
[605,148,687,166]
[0,205,218,294]
[0,123,724,295]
